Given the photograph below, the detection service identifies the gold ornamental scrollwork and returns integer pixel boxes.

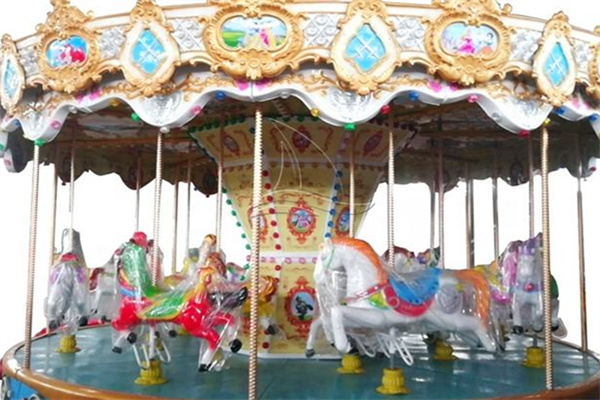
[202,0,304,80]
[587,27,600,101]
[330,0,400,95]
[35,0,101,93]
[120,0,181,97]
[0,35,25,113]
[532,12,576,107]
[424,0,513,86]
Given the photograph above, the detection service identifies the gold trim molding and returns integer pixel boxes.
[34,0,101,93]
[202,0,304,80]
[0,35,25,113]
[424,0,513,86]
[330,0,400,95]
[587,27,600,101]
[120,0,181,97]
[533,12,577,107]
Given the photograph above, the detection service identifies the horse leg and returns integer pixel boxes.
[189,328,221,372]
[512,293,524,334]
[330,305,351,354]
[305,317,323,357]
[72,272,89,327]
[211,312,242,353]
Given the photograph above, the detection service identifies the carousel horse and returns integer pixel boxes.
[306,237,496,358]
[45,229,89,333]
[225,261,280,335]
[111,240,247,371]
[382,246,440,273]
[89,249,121,322]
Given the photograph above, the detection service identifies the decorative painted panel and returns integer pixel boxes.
[0,35,25,112]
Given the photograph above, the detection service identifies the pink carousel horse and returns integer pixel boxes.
[306,237,496,358]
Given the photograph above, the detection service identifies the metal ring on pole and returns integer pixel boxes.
[387,119,395,271]
[216,121,224,251]
[540,121,554,390]
[24,142,42,369]
[575,134,588,353]
[152,130,164,286]
[248,107,263,400]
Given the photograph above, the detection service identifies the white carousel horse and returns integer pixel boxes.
[45,228,90,333]
[89,250,121,322]
[382,246,440,273]
[306,237,496,358]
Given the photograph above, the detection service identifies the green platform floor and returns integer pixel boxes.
[14,326,600,400]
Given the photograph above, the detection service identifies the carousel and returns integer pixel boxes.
[0,0,599,398]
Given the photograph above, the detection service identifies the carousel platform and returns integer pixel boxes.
[2,326,599,400]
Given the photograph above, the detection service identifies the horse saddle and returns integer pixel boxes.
[388,268,441,306]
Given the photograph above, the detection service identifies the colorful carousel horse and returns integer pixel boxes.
[45,229,89,337]
[111,238,247,372]
[306,237,496,359]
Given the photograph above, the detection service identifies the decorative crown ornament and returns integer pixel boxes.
[34,0,101,93]
[586,27,600,101]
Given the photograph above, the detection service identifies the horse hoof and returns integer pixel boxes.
[48,320,59,331]
[349,347,359,355]
[265,325,277,335]
[305,349,315,358]
[230,339,242,353]
[236,288,248,306]
[78,316,88,327]
[168,330,178,338]
[155,331,161,339]
[111,346,122,354]
[513,326,524,335]
[375,352,386,359]
[101,316,110,324]
[127,332,138,344]
[198,364,210,373]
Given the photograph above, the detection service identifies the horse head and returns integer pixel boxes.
[60,228,86,266]
[315,238,335,285]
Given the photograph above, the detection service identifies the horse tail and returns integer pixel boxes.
[454,269,491,326]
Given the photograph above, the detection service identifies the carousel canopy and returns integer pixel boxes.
[0,0,599,193]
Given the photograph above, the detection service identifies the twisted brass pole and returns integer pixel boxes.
[171,166,180,274]
[69,134,75,246]
[540,123,553,390]
[465,164,474,269]
[152,131,164,286]
[185,142,192,252]
[492,145,499,263]
[528,135,535,238]
[437,139,445,268]
[575,134,588,352]
[135,153,142,232]
[349,130,356,238]
[248,107,263,400]
[430,173,435,255]
[24,143,41,369]
[387,124,395,271]
[48,146,59,266]
[216,123,224,251]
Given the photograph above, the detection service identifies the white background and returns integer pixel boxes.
[0,0,599,358]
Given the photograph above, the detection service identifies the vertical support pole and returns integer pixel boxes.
[492,145,499,262]
[171,166,180,274]
[48,146,59,266]
[24,143,41,369]
[540,122,553,390]
[349,129,356,238]
[135,153,142,232]
[248,107,263,400]
[430,171,436,254]
[68,134,75,245]
[465,164,474,269]
[216,123,224,251]
[152,130,164,286]
[575,134,588,352]
[387,123,395,270]
[437,139,445,268]
[528,135,535,238]
[185,143,192,252]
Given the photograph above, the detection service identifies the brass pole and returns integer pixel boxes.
[528,135,535,238]
[349,130,356,238]
[493,145,499,262]
[216,123,224,251]
[185,143,192,252]
[438,139,445,268]
[171,166,180,274]
[465,164,474,268]
[387,122,395,270]
[575,134,588,352]
[135,153,142,232]
[24,143,41,369]
[48,147,59,266]
[248,108,263,400]
[540,123,554,390]
[152,131,164,286]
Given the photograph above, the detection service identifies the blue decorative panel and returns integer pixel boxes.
[543,43,569,87]
[132,29,166,75]
[3,59,18,99]
[345,24,386,72]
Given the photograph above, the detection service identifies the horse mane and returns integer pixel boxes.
[332,237,388,285]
